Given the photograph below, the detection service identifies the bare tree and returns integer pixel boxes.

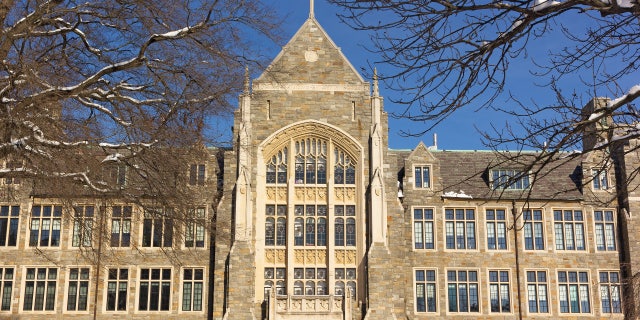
[0,0,280,193]
[328,0,639,154]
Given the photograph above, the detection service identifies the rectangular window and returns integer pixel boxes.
[142,208,173,247]
[491,169,530,190]
[599,271,622,313]
[445,208,476,250]
[29,205,62,247]
[189,164,206,186]
[526,270,549,313]
[4,160,22,185]
[265,205,287,246]
[558,270,591,313]
[138,268,171,311]
[105,164,127,188]
[23,267,57,311]
[592,169,609,190]
[106,268,128,311]
[414,208,434,249]
[415,269,436,312]
[595,210,616,251]
[489,270,510,313]
[264,268,286,297]
[72,206,94,247]
[0,205,19,247]
[523,210,544,250]
[182,268,204,311]
[554,210,585,251]
[111,206,132,247]
[414,166,431,188]
[334,205,355,247]
[334,268,355,298]
[185,208,206,248]
[0,267,14,311]
[66,268,89,311]
[293,268,328,296]
[447,270,479,313]
[486,209,507,250]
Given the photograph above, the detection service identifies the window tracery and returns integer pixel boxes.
[261,130,360,300]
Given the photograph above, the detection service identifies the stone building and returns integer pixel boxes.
[1,3,640,320]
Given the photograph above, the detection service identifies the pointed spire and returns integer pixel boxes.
[373,67,379,97]
[243,65,250,94]
[309,0,315,18]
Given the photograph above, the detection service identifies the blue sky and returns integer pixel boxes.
[264,0,636,151]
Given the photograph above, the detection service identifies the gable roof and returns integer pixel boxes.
[254,17,365,86]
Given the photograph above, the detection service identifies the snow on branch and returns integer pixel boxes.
[608,84,640,108]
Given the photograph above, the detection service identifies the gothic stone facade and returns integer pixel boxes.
[2,12,640,320]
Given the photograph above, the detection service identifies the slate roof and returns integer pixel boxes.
[392,149,584,201]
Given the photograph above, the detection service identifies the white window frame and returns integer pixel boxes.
[523,209,545,251]
[136,267,173,312]
[184,208,207,249]
[0,205,20,247]
[445,268,481,314]
[71,205,94,248]
[594,209,617,252]
[444,208,477,250]
[189,164,206,186]
[103,266,129,313]
[179,267,206,313]
[110,205,133,248]
[486,209,508,250]
[487,269,512,314]
[591,168,609,190]
[63,266,91,313]
[141,208,174,248]
[414,268,438,314]
[414,165,432,189]
[490,169,531,190]
[413,207,435,250]
[598,270,622,314]
[553,209,587,251]
[525,269,550,315]
[28,204,63,248]
[21,266,59,313]
[0,266,15,312]
[3,160,22,185]
[556,269,593,315]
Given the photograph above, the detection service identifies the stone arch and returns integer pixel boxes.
[260,120,363,161]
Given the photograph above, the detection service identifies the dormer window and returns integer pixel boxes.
[189,164,206,186]
[414,165,431,188]
[592,169,608,190]
[4,160,22,185]
[491,169,530,190]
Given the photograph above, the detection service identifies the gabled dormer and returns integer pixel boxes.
[405,142,439,191]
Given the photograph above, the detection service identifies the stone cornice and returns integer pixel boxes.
[253,82,369,93]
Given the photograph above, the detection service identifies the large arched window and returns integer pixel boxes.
[261,125,360,301]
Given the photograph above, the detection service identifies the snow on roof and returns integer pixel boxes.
[442,190,473,199]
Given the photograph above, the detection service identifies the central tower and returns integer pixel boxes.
[214,4,391,319]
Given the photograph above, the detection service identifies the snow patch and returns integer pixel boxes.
[442,190,473,199]
[617,0,635,7]
[607,84,640,108]
[533,0,561,11]
[102,153,124,163]
[588,111,603,121]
